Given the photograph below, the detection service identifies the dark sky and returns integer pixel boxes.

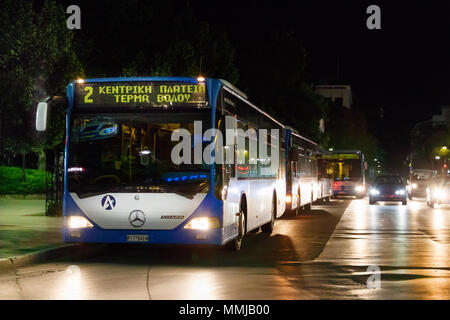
[191,0,450,171]
[53,0,450,171]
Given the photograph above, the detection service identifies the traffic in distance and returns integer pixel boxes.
[36,77,369,250]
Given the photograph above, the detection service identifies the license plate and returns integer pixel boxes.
[126,234,149,242]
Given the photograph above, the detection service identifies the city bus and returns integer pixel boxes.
[285,128,332,214]
[36,77,287,250]
[325,150,367,198]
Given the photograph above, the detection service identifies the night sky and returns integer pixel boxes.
[191,0,450,171]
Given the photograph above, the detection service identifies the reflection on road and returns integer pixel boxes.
[0,198,449,299]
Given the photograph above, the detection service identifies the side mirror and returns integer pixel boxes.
[36,101,49,131]
[35,96,68,132]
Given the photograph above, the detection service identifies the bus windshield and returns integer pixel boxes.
[68,112,211,197]
[330,159,363,181]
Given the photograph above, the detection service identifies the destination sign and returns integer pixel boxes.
[323,153,360,160]
[74,81,208,108]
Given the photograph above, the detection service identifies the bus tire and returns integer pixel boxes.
[262,196,276,235]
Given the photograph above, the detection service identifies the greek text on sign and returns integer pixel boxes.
[75,81,208,107]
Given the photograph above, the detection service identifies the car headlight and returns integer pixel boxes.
[370,189,380,195]
[411,183,418,189]
[355,185,365,192]
[68,216,94,229]
[435,189,446,199]
[184,217,221,230]
[395,189,405,195]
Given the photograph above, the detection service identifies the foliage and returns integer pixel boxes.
[0,0,83,166]
[75,0,238,83]
[0,166,47,194]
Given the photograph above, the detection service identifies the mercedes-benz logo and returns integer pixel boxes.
[129,210,146,228]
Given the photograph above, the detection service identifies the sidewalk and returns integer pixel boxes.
[0,198,64,259]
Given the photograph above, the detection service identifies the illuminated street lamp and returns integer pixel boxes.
[435,156,441,160]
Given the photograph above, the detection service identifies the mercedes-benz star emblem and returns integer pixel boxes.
[129,210,146,228]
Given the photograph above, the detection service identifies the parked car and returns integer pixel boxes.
[369,174,407,205]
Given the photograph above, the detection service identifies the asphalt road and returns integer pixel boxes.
[0,197,449,299]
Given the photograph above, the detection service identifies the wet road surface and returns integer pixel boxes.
[0,198,449,299]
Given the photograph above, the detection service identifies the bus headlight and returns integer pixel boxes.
[184,217,220,230]
[355,185,365,193]
[68,216,93,229]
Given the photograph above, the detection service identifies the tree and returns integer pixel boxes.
[73,0,238,82]
[0,1,83,178]
[0,1,39,179]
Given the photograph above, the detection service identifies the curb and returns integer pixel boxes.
[0,243,105,271]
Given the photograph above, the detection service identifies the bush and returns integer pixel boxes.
[0,166,47,194]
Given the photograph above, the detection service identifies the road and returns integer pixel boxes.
[0,197,449,299]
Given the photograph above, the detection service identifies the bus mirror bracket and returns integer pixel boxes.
[36,96,68,132]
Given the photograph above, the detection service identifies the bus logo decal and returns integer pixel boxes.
[101,195,116,210]
[129,210,146,228]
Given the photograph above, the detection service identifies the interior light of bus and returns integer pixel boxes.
[184,217,220,230]
[68,216,93,229]
[68,167,85,173]
[139,150,151,156]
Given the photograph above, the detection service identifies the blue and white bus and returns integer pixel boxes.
[285,129,333,215]
[36,77,289,250]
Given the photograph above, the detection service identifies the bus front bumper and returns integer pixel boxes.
[63,224,235,245]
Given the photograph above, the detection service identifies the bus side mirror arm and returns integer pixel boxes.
[36,96,68,131]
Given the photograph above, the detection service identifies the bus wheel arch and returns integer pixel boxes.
[261,191,276,235]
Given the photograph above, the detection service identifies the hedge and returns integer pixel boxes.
[0,166,47,194]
